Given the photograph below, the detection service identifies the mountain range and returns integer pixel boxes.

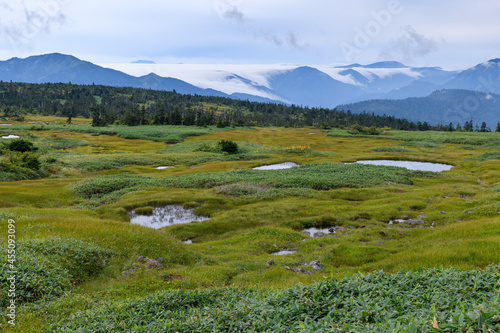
[0,53,499,126]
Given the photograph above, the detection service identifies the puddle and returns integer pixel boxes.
[0,124,12,126]
[155,166,174,170]
[0,135,20,139]
[307,133,319,135]
[253,162,299,170]
[183,240,193,244]
[388,219,406,225]
[303,227,333,238]
[272,250,297,255]
[128,205,210,229]
[353,160,453,172]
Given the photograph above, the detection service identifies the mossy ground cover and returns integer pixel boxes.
[0,121,499,332]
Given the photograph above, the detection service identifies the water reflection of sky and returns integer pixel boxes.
[303,227,333,237]
[128,205,209,229]
[272,250,297,255]
[253,162,299,170]
[354,160,453,172]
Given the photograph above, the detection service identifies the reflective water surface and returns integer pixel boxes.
[354,160,453,172]
[272,250,297,255]
[253,162,299,170]
[303,227,333,237]
[128,205,210,229]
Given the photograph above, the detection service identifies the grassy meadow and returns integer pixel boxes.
[1,117,499,332]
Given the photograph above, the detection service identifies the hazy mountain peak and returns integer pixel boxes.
[363,61,408,69]
[132,60,156,64]
[335,61,407,69]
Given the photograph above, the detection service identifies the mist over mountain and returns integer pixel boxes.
[0,53,499,125]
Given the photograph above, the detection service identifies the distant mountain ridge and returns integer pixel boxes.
[0,53,499,125]
[0,53,230,98]
[338,89,500,127]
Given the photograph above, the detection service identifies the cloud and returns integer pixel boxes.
[214,0,245,23]
[379,26,438,62]
[223,6,244,23]
[257,31,307,51]
[287,32,307,50]
[0,0,66,49]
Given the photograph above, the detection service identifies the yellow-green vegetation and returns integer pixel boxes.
[0,120,499,332]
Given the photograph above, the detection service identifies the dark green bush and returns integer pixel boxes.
[8,139,38,152]
[217,140,238,154]
[21,152,41,170]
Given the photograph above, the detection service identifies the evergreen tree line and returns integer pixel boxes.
[0,81,499,132]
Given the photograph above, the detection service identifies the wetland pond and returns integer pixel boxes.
[128,205,210,229]
[272,250,297,255]
[353,160,453,172]
[303,227,333,238]
[1,135,20,139]
[253,162,299,170]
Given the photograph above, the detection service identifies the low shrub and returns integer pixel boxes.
[48,265,500,332]
[217,140,238,154]
[0,237,112,306]
[7,139,38,152]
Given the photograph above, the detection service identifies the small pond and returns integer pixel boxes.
[272,250,297,255]
[1,135,20,139]
[303,227,333,238]
[0,124,12,126]
[353,160,453,172]
[155,166,174,170]
[253,162,299,170]
[388,219,406,225]
[128,205,210,229]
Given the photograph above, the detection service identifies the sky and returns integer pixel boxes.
[0,0,499,69]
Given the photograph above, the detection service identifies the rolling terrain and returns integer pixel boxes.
[0,115,499,331]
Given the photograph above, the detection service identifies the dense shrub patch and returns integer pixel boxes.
[73,163,436,204]
[0,237,112,306]
[48,266,500,332]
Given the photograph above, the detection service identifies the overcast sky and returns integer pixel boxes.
[0,0,499,69]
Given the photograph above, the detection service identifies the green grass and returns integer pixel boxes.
[372,146,413,152]
[0,237,111,307]
[0,124,237,142]
[54,151,270,172]
[72,163,435,204]
[470,152,500,161]
[26,136,91,152]
[328,129,500,148]
[1,124,500,332]
[46,266,500,332]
